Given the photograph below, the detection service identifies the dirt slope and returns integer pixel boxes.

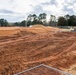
[0,26,76,75]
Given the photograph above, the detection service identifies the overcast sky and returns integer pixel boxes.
[0,0,76,22]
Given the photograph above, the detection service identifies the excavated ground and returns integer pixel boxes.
[0,26,76,75]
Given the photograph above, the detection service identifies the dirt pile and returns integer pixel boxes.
[0,26,76,75]
[0,27,21,36]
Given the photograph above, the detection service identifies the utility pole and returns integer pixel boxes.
[26,18,28,27]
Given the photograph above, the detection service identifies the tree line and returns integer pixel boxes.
[58,14,76,26]
[0,13,76,27]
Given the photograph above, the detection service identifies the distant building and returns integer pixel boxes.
[29,25,32,27]
[14,64,72,75]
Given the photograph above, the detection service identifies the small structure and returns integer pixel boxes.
[29,25,32,27]
[72,26,76,32]
[14,64,72,75]
[70,27,74,31]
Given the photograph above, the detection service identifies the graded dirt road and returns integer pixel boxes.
[0,26,76,75]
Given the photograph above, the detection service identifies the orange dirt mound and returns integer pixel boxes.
[31,24,45,28]
[0,27,21,36]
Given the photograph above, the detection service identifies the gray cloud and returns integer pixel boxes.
[63,6,74,15]
[51,0,58,6]
[41,0,57,6]
[0,9,14,14]
[0,14,25,22]
[0,0,76,22]
[32,5,44,14]
[9,0,14,3]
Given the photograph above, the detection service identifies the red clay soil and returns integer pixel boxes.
[0,26,76,75]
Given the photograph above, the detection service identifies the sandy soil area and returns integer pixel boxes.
[0,25,76,75]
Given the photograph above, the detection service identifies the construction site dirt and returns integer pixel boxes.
[0,25,76,75]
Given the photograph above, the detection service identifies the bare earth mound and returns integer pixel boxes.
[0,27,21,36]
[0,26,76,75]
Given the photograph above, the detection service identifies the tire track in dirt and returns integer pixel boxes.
[0,35,32,45]
[0,31,57,46]
[23,39,76,66]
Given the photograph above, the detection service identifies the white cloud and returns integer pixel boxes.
[72,3,76,13]
[0,0,76,22]
[42,0,66,17]
[67,6,73,9]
